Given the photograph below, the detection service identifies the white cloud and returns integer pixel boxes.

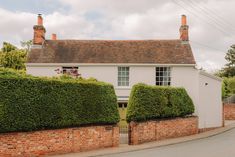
[0,8,34,46]
[44,12,94,39]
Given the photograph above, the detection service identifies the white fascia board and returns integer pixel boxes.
[26,63,196,67]
[199,70,223,82]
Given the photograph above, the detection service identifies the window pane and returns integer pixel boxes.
[163,71,167,76]
[156,77,159,81]
[156,72,160,76]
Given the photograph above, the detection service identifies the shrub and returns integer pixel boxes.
[0,50,27,70]
[0,67,26,77]
[126,83,194,122]
[0,69,119,133]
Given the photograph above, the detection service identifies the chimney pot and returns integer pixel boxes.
[37,14,43,25]
[181,15,187,25]
[51,34,57,40]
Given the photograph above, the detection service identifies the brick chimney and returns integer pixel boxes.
[51,33,57,40]
[179,15,189,41]
[33,14,46,45]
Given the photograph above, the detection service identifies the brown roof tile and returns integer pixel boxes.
[27,39,196,64]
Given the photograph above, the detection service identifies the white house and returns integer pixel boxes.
[26,14,223,130]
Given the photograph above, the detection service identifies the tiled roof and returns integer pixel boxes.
[27,39,196,64]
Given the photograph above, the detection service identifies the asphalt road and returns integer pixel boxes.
[102,128,235,157]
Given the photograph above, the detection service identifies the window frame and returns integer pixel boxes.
[62,67,79,76]
[155,67,171,86]
[117,67,130,87]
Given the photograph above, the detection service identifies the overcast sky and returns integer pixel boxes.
[0,0,234,72]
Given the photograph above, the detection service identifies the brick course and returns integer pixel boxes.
[0,125,119,156]
[224,103,235,120]
[128,117,198,145]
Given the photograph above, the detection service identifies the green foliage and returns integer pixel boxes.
[1,42,17,53]
[0,68,26,77]
[20,40,32,53]
[222,67,235,78]
[229,78,235,94]
[126,83,194,122]
[0,42,27,70]
[225,45,235,67]
[218,45,235,77]
[0,69,119,133]
[0,50,27,70]
[223,77,235,99]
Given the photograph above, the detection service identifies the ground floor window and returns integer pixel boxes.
[62,67,80,77]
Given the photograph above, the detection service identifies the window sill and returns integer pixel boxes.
[116,86,131,90]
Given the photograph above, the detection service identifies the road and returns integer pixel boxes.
[102,128,235,157]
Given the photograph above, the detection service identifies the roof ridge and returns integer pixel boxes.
[45,39,181,42]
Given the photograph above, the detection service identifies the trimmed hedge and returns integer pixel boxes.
[126,83,194,122]
[0,69,119,133]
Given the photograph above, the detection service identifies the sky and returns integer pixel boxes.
[0,0,234,72]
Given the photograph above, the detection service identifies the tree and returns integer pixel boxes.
[21,40,32,53]
[221,45,235,77]
[1,42,17,53]
[0,42,27,70]
[0,50,27,70]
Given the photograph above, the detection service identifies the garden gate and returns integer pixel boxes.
[118,102,128,144]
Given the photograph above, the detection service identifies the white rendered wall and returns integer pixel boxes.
[26,66,60,77]
[199,73,223,128]
[79,66,117,85]
[79,66,155,99]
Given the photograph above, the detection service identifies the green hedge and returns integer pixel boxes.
[126,83,194,122]
[0,69,119,133]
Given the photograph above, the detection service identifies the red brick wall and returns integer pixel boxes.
[224,103,235,120]
[0,125,119,156]
[129,117,198,145]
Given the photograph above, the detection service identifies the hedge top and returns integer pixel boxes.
[0,68,107,84]
[126,83,195,122]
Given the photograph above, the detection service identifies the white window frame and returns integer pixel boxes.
[156,67,171,86]
[118,67,129,87]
